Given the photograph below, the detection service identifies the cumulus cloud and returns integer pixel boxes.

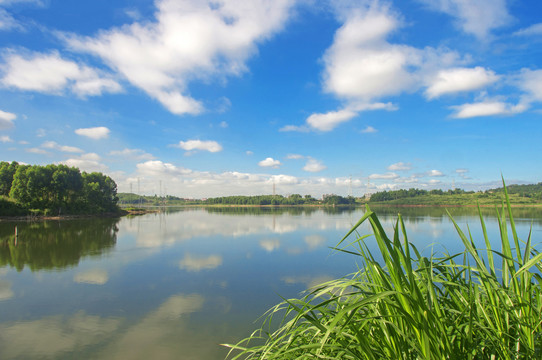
[61,153,108,173]
[306,109,357,132]
[296,2,455,132]
[26,147,48,154]
[303,158,326,173]
[0,109,15,129]
[427,169,444,177]
[137,160,192,177]
[41,141,83,153]
[65,0,295,115]
[323,4,418,101]
[0,51,121,96]
[369,172,399,180]
[109,148,155,161]
[0,135,12,142]
[425,67,499,99]
[258,157,281,168]
[417,0,512,39]
[75,126,110,140]
[451,101,526,118]
[361,125,377,133]
[387,162,411,171]
[174,139,222,153]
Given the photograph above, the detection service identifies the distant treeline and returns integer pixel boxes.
[0,161,119,216]
[118,193,357,206]
[368,182,542,204]
[369,188,475,202]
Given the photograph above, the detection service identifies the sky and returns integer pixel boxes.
[0,0,541,198]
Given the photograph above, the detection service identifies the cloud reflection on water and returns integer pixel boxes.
[179,254,223,272]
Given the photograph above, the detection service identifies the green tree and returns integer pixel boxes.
[0,161,19,196]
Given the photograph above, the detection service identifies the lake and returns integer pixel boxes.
[1,206,541,359]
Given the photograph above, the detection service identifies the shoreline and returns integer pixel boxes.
[1,203,541,221]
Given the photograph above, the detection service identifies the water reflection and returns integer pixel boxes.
[179,254,223,272]
[0,312,121,359]
[119,208,363,249]
[0,207,540,360]
[0,218,120,271]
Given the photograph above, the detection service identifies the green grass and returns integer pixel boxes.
[225,183,542,359]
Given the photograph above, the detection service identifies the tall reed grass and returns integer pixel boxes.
[225,183,542,359]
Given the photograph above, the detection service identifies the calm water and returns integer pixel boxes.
[1,206,541,359]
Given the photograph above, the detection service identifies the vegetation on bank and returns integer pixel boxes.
[226,185,542,359]
[0,161,119,216]
[118,182,542,208]
[368,183,542,205]
[118,193,357,206]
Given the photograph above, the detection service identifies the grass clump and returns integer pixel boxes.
[225,183,542,359]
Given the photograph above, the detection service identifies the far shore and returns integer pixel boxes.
[2,202,541,222]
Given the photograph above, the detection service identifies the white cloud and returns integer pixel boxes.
[304,2,456,132]
[65,0,295,115]
[0,135,12,142]
[517,69,542,103]
[361,125,377,133]
[0,109,15,129]
[456,168,468,174]
[387,162,411,171]
[175,139,222,153]
[179,253,222,272]
[137,160,192,177]
[109,148,155,161]
[245,150,253,155]
[427,169,444,177]
[306,109,357,131]
[1,51,121,96]
[513,23,542,37]
[303,158,326,173]
[75,126,110,140]
[41,141,84,153]
[323,5,420,102]
[418,0,512,39]
[451,101,526,118]
[425,67,499,99]
[285,154,304,160]
[369,172,399,180]
[258,157,281,168]
[26,147,48,154]
[61,153,108,173]
[279,124,310,132]
[0,8,20,31]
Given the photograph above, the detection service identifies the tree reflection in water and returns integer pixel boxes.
[0,218,119,271]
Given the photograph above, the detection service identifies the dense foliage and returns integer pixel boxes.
[0,161,119,216]
[227,186,542,359]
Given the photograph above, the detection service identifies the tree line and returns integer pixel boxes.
[369,188,474,202]
[118,192,357,206]
[0,161,119,216]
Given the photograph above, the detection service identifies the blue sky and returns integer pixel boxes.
[0,0,541,198]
